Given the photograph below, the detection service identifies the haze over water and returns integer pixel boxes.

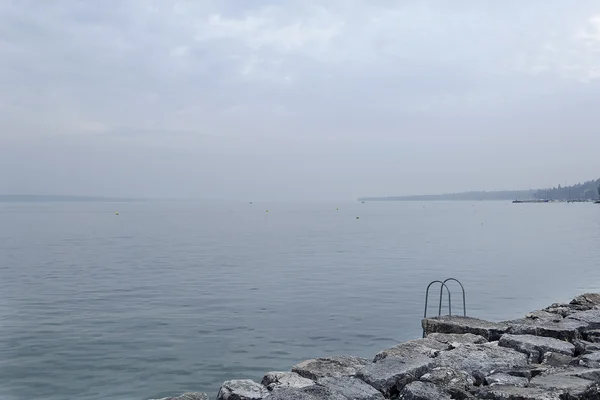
[1,200,600,400]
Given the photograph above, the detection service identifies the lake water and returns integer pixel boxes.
[1,200,600,399]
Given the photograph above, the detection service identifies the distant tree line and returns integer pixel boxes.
[359,178,600,202]
[532,179,600,200]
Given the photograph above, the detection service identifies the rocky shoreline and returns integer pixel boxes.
[155,293,600,400]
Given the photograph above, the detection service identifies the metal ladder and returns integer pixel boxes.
[422,278,467,337]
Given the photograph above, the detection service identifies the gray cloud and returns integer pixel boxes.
[1,1,600,200]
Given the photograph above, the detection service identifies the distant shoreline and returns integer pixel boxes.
[360,179,600,202]
[358,190,534,202]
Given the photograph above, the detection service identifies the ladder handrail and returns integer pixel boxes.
[422,278,467,338]
[442,278,466,317]
[423,280,451,319]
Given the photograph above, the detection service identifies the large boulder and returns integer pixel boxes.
[484,372,529,387]
[261,372,314,391]
[574,368,600,382]
[529,373,598,398]
[582,352,600,362]
[567,309,600,331]
[540,367,600,383]
[436,343,528,377]
[419,367,474,399]
[292,355,370,380]
[573,340,600,355]
[397,381,451,400]
[477,385,561,400]
[425,332,487,345]
[216,380,268,400]
[268,381,384,400]
[541,352,577,367]
[498,334,575,363]
[580,351,600,368]
[422,316,509,341]
[570,293,600,311]
[544,303,576,318]
[356,354,435,398]
[504,317,586,341]
[542,294,600,318]
[265,385,346,400]
[151,394,209,400]
[585,330,600,343]
[419,367,474,390]
[524,310,563,322]
[373,338,447,362]
[318,377,385,400]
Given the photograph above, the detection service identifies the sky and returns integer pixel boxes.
[1,1,600,201]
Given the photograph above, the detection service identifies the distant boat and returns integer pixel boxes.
[361,201,365,204]
[594,200,600,204]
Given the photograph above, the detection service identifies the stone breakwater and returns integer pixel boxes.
[155,293,600,400]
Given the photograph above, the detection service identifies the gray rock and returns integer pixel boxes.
[420,367,474,390]
[266,385,346,400]
[542,294,600,318]
[544,303,576,318]
[484,373,529,387]
[216,380,268,400]
[573,339,600,355]
[524,310,563,322]
[261,372,314,391]
[582,352,600,362]
[489,364,551,382]
[477,385,561,400]
[573,368,600,382]
[425,332,487,345]
[543,366,600,382]
[499,367,536,380]
[504,317,586,341]
[585,329,600,343]
[436,343,528,376]
[356,354,435,398]
[292,355,370,380]
[530,373,597,398]
[318,377,385,400]
[568,309,600,335]
[398,381,451,400]
[151,393,209,400]
[422,316,509,341]
[541,352,577,367]
[580,351,600,368]
[498,334,575,363]
[373,338,447,362]
[570,293,600,311]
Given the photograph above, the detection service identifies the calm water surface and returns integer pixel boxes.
[1,201,600,399]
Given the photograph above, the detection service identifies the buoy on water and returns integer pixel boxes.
[116,212,119,216]
[266,210,269,213]
[356,216,360,219]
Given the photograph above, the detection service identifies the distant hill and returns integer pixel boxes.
[0,195,140,203]
[360,178,600,202]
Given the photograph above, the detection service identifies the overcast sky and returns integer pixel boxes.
[1,1,600,200]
